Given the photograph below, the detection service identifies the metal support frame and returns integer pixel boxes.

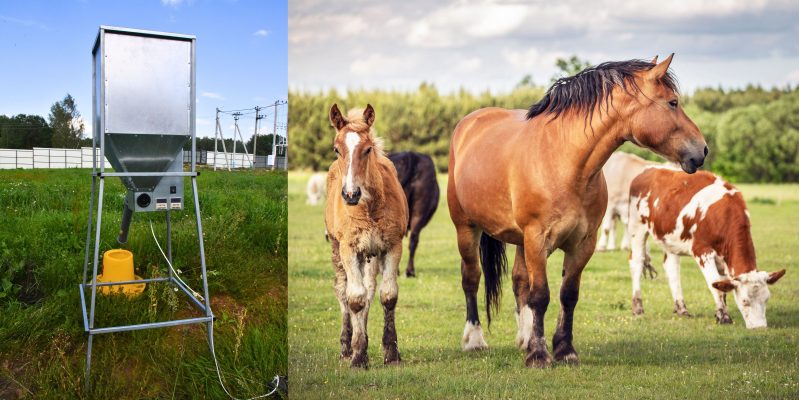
[82,26,213,391]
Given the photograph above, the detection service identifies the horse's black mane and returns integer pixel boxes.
[526,59,679,121]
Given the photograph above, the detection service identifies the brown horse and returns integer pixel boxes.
[388,151,440,277]
[448,54,707,367]
[325,104,408,368]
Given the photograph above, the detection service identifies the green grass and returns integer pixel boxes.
[0,169,287,399]
[288,171,799,399]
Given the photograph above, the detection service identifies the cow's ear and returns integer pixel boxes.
[712,279,738,293]
[767,269,786,285]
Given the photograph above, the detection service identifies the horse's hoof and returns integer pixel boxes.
[383,345,401,365]
[405,270,416,278]
[631,297,644,315]
[339,350,352,360]
[555,351,580,365]
[462,322,489,351]
[350,353,369,369]
[525,350,553,369]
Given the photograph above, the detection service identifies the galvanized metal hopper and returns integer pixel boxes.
[95,29,193,241]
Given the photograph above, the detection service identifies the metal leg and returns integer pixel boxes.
[166,209,173,279]
[191,177,212,317]
[84,334,93,392]
[82,175,97,283]
[85,177,105,388]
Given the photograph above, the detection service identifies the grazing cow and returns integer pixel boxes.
[387,152,440,277]
[596,152,657,251]
[306,173,327,206]
[628,168,786,328]
[325,104,408,368]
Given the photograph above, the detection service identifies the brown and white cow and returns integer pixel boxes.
[627,167,785,328]
[596,151,657,251]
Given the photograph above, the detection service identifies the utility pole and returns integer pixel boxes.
[231,112,252,169]
[253,106,263,170]
[271,100,279,170]
[214,108,231,171]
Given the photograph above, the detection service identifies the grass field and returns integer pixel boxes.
[0,169,287,399]
[289,171,799,399]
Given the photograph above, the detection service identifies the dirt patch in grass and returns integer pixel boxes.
[15,263,44,305]
[0,355,34,399]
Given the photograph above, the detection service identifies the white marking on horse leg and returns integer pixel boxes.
[515,305,533,350]
[379,251,399,304]
[344,132,360,194]
[462,321,488,351]
[663,252,688,315]
[344,253,367,313]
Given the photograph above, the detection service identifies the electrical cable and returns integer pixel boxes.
[149,221,281,399]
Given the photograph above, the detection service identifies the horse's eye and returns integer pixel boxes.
[668,99,678,109]
[334,147,340,156]
[364,147,372,155]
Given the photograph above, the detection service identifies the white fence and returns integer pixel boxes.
[0,147,110,169]
[0,147,285,170]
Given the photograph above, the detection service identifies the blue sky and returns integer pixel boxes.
[0,0,287,138]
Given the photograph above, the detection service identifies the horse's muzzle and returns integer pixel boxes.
[342,187,362,206]
[680,145,708,174]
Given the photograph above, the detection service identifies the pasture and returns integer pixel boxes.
[289,171,799,399]
[0,169,287,399]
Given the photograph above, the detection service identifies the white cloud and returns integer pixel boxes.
[407,2,528,48]
[350,53,416,75]
[289,14,369,44]
[201,91,225,100]
[161,0,183,7]
[254,29,269,37]
[502,48,565,71]
[453,57,483,73]
[289,0,799,93]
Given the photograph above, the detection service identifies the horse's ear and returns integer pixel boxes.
[650,55,658,65]
[329,104,346,131]
[363,104,375,127]
[647,53,673,80]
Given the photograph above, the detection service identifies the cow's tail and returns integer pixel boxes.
[480,233,507,326]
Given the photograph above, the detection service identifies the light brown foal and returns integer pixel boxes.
[448,54,708,367]
[325,104,408,368]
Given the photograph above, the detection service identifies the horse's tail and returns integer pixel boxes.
[480,233,507,326]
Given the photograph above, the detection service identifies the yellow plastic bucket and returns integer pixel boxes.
[97,249,145,296]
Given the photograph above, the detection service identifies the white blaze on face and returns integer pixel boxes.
[732,271,771,329]
[343,132,361,194]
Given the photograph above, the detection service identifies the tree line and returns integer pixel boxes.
[0,94,86,149]
[289,61,799,183]
[1,94,285,157]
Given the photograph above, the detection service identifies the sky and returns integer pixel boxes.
[0,0,287,139]
[289,0,799,94]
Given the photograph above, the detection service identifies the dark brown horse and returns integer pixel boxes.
[388,152,440,277]
[448,55,707,367]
